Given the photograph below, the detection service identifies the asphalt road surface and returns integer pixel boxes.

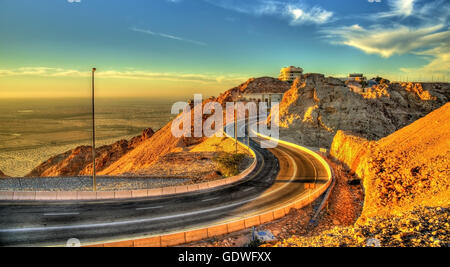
[0,134,329,247]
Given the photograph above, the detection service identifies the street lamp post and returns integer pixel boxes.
[235,110,238,154]
[92,68,97,192]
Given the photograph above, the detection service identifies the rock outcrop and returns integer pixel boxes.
[277,74,449,148]
[330,103,450,219]
[216,77,291,103]
[26,128,155,177]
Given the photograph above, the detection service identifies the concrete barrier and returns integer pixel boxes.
[161,232,186,247]
[207,224,228,238]
[104,240,134,247]
[147,188,163,197]
[0,191,14,201]
[244,216,261,228]
[131,189,148,198]
[227,220,245,233]
[77,192,96,200]
[97,191,115,200]
[259,212,274,224]
[115,191,132,199]
[57,191,77,201]
[13,192,35,201]
[185,229,208,243]
[0,149,257,202]
[134,236,161,247]
[35,192,57,201]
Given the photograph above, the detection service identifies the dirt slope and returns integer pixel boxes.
[26,128,155,177]
[331,103,450,219]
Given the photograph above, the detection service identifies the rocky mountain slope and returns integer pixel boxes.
[277,74,449,148]
[26,128,155,177]
[265,103,449,247]
[26,77,285,178]
[26,75,448,179]
[268,207,448,247]
[216,77,290,103]
[331,103,450,219]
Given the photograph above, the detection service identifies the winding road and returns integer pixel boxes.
[0,128,330,247]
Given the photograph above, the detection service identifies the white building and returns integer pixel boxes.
[348,73,367,82]
[279,66,304,82]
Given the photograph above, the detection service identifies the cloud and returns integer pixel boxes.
[323,23,449,58]
[0,67,248,84]
[203,0,333,25]
[131,27,206,46]
[67,0,81,3]
[286,5,333,25]
[377,0,415,18]
[400,42,450,79]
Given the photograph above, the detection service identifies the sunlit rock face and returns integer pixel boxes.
[330,103,450,220]
[277,74,449,148]
[26,128,155,177]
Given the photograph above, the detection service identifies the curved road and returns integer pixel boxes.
[0,135,329,247]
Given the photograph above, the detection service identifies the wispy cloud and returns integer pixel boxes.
[286,5,333,25]
[322,0,450,78]
[323,23,449,58]
[400,42,450,78]
[131,27,207,46]
[0,67,248,84]
[375,0,416,18]
[203,0,334,25]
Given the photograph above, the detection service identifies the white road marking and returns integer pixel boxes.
[202,197,220,202]
[43,213,79,216]
[243,187,254,192]
[136,206,163,211]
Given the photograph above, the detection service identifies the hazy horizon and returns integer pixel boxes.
[1,0,449,99]
[0,97,176,177]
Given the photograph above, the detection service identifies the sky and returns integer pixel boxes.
[0,0,449,99]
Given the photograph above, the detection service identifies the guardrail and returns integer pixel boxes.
[0,139,257,202]
[83,133,334,247]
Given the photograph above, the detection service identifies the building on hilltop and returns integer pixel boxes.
[279,66,303,82]
[348,73,367,82]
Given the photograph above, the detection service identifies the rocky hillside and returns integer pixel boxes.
[265,103,449,247]
[216,77,290,103]
[26,128,155,177]
[268,207,448,247]
[26,77,283,177]
[277,74,449,148]
[330,103,450,219]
